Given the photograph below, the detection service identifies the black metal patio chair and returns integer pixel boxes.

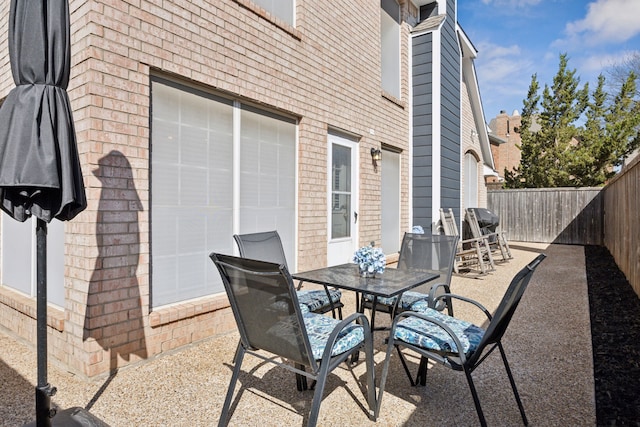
[360,233,459,330]
[376,254,546,426]
[210,253,376,427]
[234,230,343,319]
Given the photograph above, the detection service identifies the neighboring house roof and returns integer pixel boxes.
[457,23,496,173]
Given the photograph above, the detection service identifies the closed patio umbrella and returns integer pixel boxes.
[0,1,89,425]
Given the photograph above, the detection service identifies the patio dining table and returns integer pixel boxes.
[292,263,439,320]
[292,263,439,368]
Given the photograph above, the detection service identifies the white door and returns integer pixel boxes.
[327,133,359,266]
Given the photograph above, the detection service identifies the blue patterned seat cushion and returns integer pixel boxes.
[394,307,485,354]
[408,298,430,312]
[303,313,364,360]
[362,291,428,311]
[297,288,342,313]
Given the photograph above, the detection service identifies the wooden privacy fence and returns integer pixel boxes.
[602,156,640,297]
[488,187,604,245]
[487,157,639,297]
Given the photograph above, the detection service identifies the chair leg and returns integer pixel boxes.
[415,356,428,386]
[218,346,245,427]
[375,332,398,418]
[307,362,331,427]
[322,286,342,319]
[295,364,308,391]
[463,367,487,427]
[369,300,377,331]
[363,328,377,419]
[498,343,528,426]
[473,243,487,274]
[501,234,513,259]
[483,240,496,271]
[395,345,417,387]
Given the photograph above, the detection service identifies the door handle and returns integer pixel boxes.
[354,212,358,223]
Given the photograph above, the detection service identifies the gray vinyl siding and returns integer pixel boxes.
[439,0,461,221]
[411,32,434,229]
[411,0,461,228]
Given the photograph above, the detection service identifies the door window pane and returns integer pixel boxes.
[331,144,351,239]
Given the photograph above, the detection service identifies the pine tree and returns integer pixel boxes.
[504,54,640,188]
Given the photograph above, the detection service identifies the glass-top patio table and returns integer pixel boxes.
[292,263,440,315]
[292,263,439,374]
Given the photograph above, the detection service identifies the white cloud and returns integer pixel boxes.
[475,42,536,115]
[476,42,533,84]
[565,0,640,45]
[579,51,631,73]
[481,0,542,6]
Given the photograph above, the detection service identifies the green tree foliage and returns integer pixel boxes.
[505,54,640,188]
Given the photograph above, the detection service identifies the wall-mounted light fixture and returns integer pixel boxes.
[371,148,382,171]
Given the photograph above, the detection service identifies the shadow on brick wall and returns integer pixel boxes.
[83,151,147,400]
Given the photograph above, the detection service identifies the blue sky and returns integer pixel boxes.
[458,0,640,123]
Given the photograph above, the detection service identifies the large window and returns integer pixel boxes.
[381,0,401,99]
[151,78,296,307]
[1,216,65,307]
[250,0,295,26]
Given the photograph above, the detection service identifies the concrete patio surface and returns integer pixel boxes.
[0,242,595,426]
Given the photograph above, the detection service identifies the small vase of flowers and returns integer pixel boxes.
[353,244,386,277]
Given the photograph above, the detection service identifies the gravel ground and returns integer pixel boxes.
[0,242,601,426]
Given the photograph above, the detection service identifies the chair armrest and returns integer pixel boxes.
[319,312,372,361]
[459,236,488,246]
[426,283,451,313]
[392,311,468,363]
[433,293,492,321]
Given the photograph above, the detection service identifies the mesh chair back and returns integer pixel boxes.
[210,253,314,368]
[472,254,546,361]
[233,230,289,269]
[397,233,459,295]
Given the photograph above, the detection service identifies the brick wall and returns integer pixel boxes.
[0,0,415,377]
[490,111,522,176]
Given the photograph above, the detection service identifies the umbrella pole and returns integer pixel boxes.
[36,218,56,427]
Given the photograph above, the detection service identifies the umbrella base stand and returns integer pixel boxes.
[35,384,56,425]
[24,407,111,427]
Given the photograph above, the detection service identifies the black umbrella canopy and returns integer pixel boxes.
[0,1,91,425]
[0,0,86,223]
